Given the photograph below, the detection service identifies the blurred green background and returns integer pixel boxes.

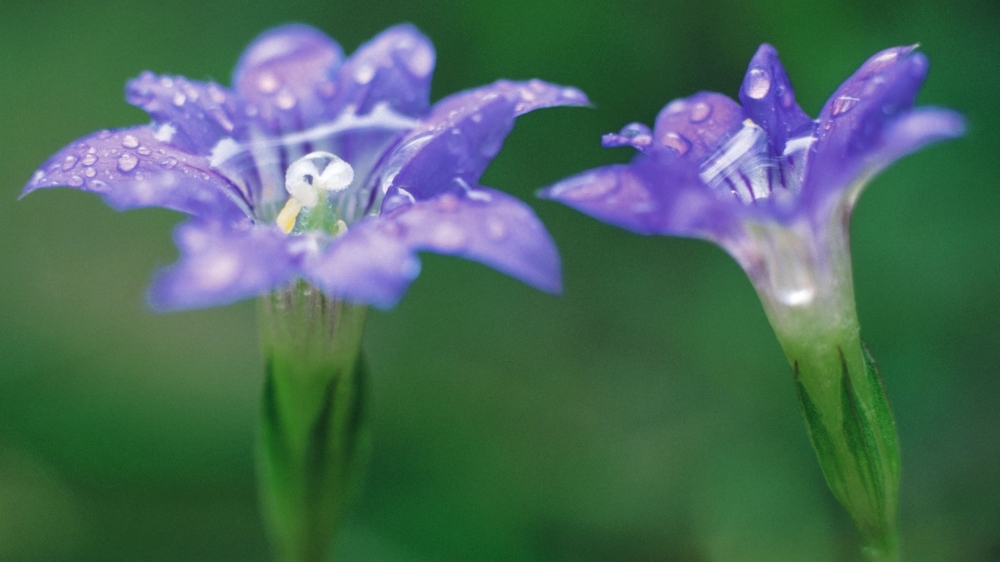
[1,0,997,560]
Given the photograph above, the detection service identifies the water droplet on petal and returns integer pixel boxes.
[61,155,78,170]
[661,132,691,155]
[88,179,109,192]
[121,135,139,149]
[257,72,280,94]
[436,192,460,212]
[172,92,187,106]
[486,217,507,241]
[432,222,466,250]
[831,95,858,116]
[163,157,178,168]
[117,153,139,172]
[406,47,433,77]
[67,175,84,187]
[664,99,687,114]
[618,123,652,146]
[137,146,152,156]
[689,102,712,122]
[745,68,771,99]
[781,89,795,109]
[470,112,483,123]
[275,90,297,110]
[355,64,376,84]
[81,154,97,166]
[84,167,96,178]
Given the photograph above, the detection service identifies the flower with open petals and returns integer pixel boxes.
[25,24,587,310]
[541,45,962,560]
[542,44,961,317]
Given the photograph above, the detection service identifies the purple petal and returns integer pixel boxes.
[306,188,561,308]
[148,221,300,310]
[738,44,814,156]
[384,80,589,201]
[801,47,950,209]
[23,126,251,221]
[232,24,344,134]
[126,72,245,154]
[602,122,654,153]
[652,92,743,161]
[540,154,742,240]
[330,24,435,117]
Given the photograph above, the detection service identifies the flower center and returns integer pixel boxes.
[699,119,814,205]
[277,151,355,235]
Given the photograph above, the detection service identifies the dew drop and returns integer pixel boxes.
[831,95,858,116]
[689,102,712,123]
[117,153,139,172]
[121,135,139,149]
[617,123,652,146]
[84,167,96,178]
[663,99,687,114]
[781,89,795,109]
[81,154,98,166]
[406,47,433,77]
[257,72,280,94]
[275,90,297,110]
[61,155,78,170]
[163,157,178,168]
[355,64,376,84]
[208,86,227,104]
[745,68,771,99]
[486,217,507,241]
[436,192,460,212]
[470,112,483,123]
[432,222,466,250]
[661,132,691,155]
[172,92,187,106]
[67,175,84,187]
[88,179,109,192]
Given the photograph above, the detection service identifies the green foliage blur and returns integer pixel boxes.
[1,0,997,560]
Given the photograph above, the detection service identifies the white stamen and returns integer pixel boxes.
[284,151,354,208]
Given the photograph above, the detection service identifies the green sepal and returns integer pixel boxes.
[792,341,901,561]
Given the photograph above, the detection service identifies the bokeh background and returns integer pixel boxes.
[1,0,997,560]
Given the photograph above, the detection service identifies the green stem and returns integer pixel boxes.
[257,283,370,562]
[739,219,901,560]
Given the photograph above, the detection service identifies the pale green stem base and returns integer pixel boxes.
[257,283,370,562]
[736,217,902,560]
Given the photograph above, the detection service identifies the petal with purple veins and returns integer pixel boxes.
[126,72,245,154]
[384,80,589,201]
[233,24,345,134]
[306,188,561,308]
[148,221,302,310]
[738,44,814,157]
[23,126,252,221]
[652,92,743,161]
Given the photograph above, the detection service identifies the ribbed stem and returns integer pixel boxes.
[257,282,369,562]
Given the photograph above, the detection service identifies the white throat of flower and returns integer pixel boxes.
[277,151,355,234]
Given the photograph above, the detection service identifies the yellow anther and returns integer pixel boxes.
[277,197,304,234]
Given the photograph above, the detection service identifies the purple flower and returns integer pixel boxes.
[24,24,588,310]
[541,44,962,315]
